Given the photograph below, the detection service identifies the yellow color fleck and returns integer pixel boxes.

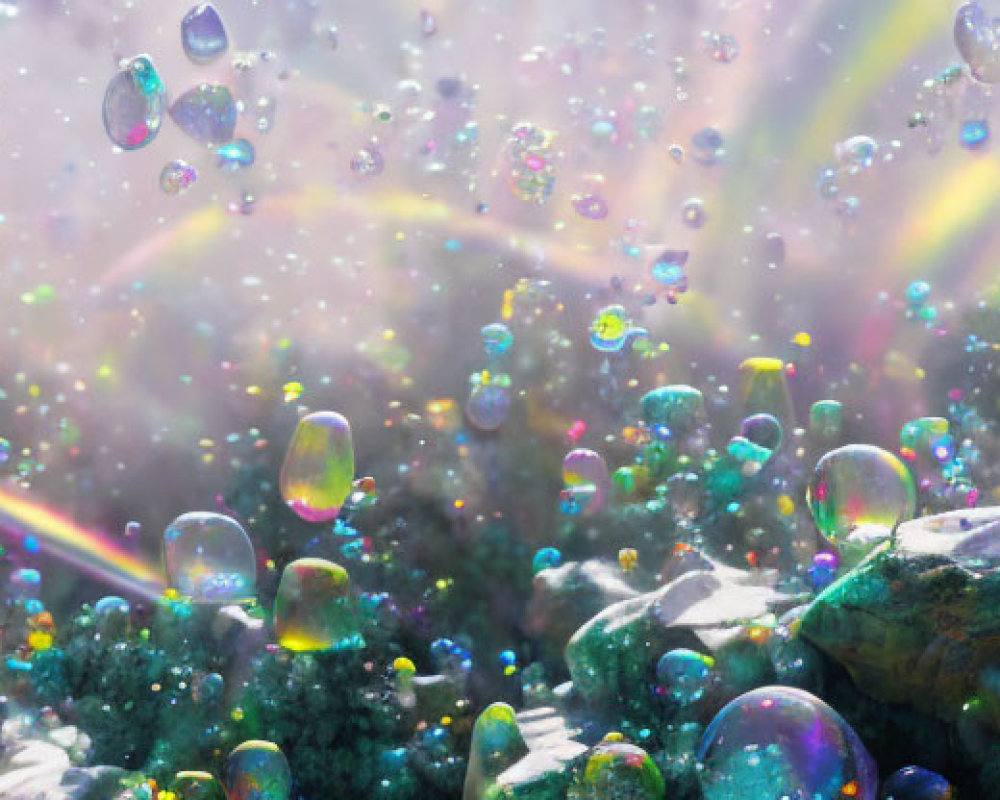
[792,332,812,347]
[777,494,795,516]
[28,631,53,651]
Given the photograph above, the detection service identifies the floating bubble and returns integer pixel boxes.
[481,322,514,355]
[194,672,224,705]
[102,55,167,150]
[697,686,877,800]
[656,648,714,704]
[589,305,643,353]
[569,738,665,800]
[650,250,689,302]
[351,146,385,176]
[573,193,608,220]
[809,400,843,442]
[807,444,916,546]
[162,512,256,603]
[740,413,782,452]
[703,31,739,63]
[222,741,292,800]
[817,167,840,198]
[430,637,473,675]
[255,95,277,133]
[808,551,839,592]
[466,384,511,431]
[881,766,954,800]
[216,139,255,170]
[955,3,1000,83]
[160,160,198,195]
[532,547,562,573]
[835,135,878,172]
[173,770,225,800]
[906,280,932,307]
[640,385,705,433]
[691,127,725,165]
[280,411,355,523]
[681,197,706,228]
[960,118,990,149]
[170,84,237,145]
[738,357,794,426]
[181,3,228,64]
[563,448,610,515]
[274,558,355,652]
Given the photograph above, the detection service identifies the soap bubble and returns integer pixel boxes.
[170,84,237,145]
[882,766,954,800]
[222,740,292,800]
[569,738,665,800]
[955,2,1000,83]
[562,448,610,515]
[274,558,355,651]
[573,193,609,220]
[162,512,256,603]
[681,197,706,228]
[697,686,878,800]
[181,3,228,64]
[481,323,514,355]
[691,127,725,165]
[173,771,224,800]
[430,637,473,675]
[160,160,198,195]
[216,139,256,170]
[807,444,916,546]
[280,411,355,523]
[656,648,714,704]
[589,305,644,352]
[640,385,706,433]
[532,547,562,573]
[102,55,166,150]
[835,135,878,172]
[740,413,782,452]
[961,118,990,149]
[466,384,511,431]
[808,552,839,592]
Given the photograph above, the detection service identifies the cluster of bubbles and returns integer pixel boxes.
[101,3,269,202]
[504,122,557,205]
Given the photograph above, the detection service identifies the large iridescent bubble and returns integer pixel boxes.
[807,444,916,546]
[697,686,878,800]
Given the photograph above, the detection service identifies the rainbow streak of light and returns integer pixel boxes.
[886,156,1000,278]
[0,486,165,599]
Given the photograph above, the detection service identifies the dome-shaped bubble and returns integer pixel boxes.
[162,512,256,603]
[697,686,877,800]
[807,444,916,545]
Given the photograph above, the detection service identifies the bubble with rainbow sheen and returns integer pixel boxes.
[656,648,714,705]
[807,444,915,546]
[162,512,256,603]
[280,411,355,523]
[569,737,666,800]
[222,740,292,800]
[274,557,356,652]
[697,686,877,800]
